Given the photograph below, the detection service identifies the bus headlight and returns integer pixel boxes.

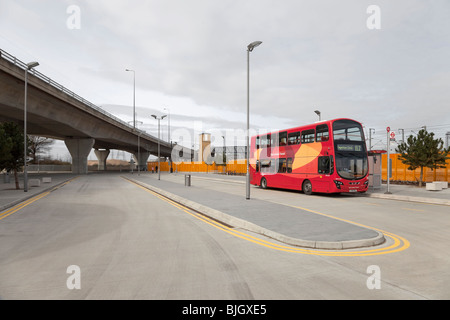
[334,180,344,189]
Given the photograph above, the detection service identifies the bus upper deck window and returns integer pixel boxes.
[316,124,329,142]
[279,131,287,146]
[301,129,315,143]
[288,131,301,145]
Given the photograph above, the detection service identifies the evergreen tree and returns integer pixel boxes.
[0,122,31,190]
[0,124,13,165]
[396,129,450,187]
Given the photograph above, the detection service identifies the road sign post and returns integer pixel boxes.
[385,127,392,194]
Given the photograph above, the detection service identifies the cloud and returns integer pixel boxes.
[1,0,450,155]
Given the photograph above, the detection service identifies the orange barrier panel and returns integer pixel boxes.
[147,161,247,174]
[381,154,450,183]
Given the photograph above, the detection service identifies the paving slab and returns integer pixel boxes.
[126,173,385,250]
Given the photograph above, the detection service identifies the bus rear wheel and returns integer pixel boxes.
[260,177,267,189]
[302,180,312,195]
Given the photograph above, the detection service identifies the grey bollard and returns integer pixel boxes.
[185,174,191,186]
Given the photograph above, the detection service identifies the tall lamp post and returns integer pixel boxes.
[369,128,375,151]
[24,61,39,192]
[314,110,321,121]
[151,114,167,180]
[164,107,171,173]
[246,41,262,200]
[163,107,171,143]
[125,69,136,128]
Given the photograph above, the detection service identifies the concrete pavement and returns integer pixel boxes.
[0,172,77,212]
[2,171,448,250]
[364,182,450,206]
[125,172,449,249]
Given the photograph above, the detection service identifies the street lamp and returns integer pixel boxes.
[369,128,375,151]
[24,61,39,192]
[163,107,172,173]
[163,107,171,143]
[246,40,262,200]
[125,69,135,129]
[151,114,167,180]
[314,110,321,121]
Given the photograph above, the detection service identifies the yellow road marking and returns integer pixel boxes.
[125,178,410,257]
[0,177,79,221]
[0,192,50,221]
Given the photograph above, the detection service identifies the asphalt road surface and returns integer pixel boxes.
[1,173,449,300]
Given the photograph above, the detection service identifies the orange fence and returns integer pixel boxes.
[147,160,247,175]
[381,154,450,182]
[149,154,450,183]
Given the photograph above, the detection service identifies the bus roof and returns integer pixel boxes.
[251,118,363,138]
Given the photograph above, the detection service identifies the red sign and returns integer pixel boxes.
[386,127,390,132]
[390,132,395,139]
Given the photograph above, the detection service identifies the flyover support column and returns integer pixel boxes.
[65,138,95,174]
[94,149,110,171]
[133,151,150,172]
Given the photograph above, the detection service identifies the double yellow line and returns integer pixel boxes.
[126,178,410,257]
[0,191,51,221]
[0,177,78,221]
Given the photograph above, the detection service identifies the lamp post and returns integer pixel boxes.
[125,69,135,129]
[369,128,375,151]
[24,61,39,192]
[151,114,167,180]
[163,107,171,143]
[314,110,321,121]
[164,107,172,173]
[246,41,262,200]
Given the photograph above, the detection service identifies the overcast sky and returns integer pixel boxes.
[1,0,450,159]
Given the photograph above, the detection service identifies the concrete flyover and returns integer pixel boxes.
[0,49,191,174]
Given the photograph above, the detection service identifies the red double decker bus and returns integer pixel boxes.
[250,118,369,194]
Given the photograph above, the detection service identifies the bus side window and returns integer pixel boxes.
[260,159,271,173]
[318,156,334,174]
[279,131,287,146]
[256,160,260,172]
[302,129,315,143]
[316,124,329,142]
[270,133,278,147]
[287,158,293,173]
[278,158,287,173]
[288,131,300,145]
[318,156,330,174]
[256,136,260,149]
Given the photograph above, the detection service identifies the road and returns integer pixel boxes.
[1,173,449,300]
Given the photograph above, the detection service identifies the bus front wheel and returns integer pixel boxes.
[260,177,267,189]
[302,180,312,195]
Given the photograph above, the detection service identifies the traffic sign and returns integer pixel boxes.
[390,131,396,141]
[386,127,390,132]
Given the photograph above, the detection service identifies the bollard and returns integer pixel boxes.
[185,174,191,186]
[3,172,10,183]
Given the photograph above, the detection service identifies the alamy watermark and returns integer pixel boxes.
[366,265,381,290]
[66,265,81,290]
[367,5,381,30]
[66,5,81,30]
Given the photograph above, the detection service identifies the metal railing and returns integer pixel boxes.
[0,48,165,145]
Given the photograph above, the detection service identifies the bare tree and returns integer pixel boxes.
[29,136,54,164]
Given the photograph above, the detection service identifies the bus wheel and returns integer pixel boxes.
[260,177,267,189]
[302,180,312,195]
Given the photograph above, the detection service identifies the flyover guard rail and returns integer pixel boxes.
[0,48,163,145]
